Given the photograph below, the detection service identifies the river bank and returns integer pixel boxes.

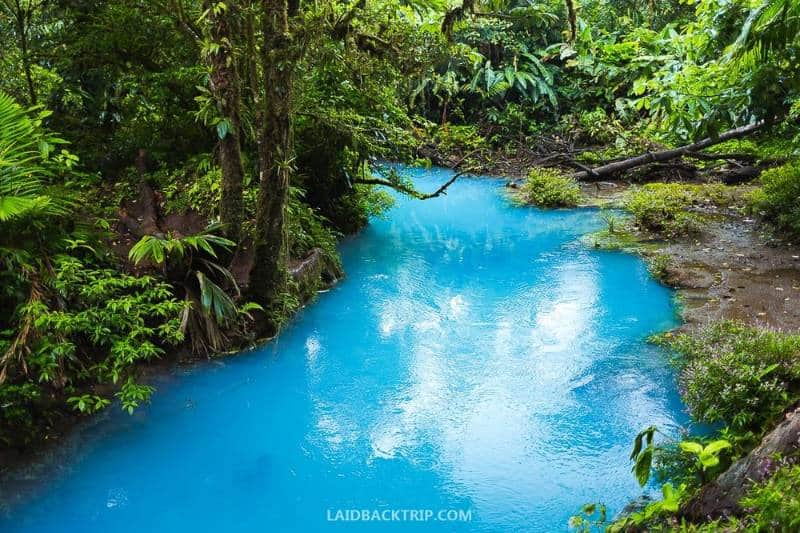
[0,245,341,473]
[577,181,800,334]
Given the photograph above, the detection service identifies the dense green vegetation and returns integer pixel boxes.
[663,323,800,434]
[1,0,800,528]
[519,167,580,207]
[624,183,744,236]
[749,161,800,235]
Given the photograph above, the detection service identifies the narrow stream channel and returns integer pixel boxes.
[2,166,691,532]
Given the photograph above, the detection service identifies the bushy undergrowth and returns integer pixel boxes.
[520,167,581,207]
[0,255,186,445]
[625,183,741,236]
[685,463,800,531]
[658,322,800,432]
[748,161,800,237]
[738,463,800,529]
[430,124,487,155]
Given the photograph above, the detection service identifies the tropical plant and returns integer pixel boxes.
[679,439,732,483]
[607,482,687,531]
[128,225,259,352]
[630,425,659,486]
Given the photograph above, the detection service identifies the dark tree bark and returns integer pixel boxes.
[572,122,765,181]
[249,0,293,334]
[242,2,260,113]
[204,0,245,241]
[680,405,800,521]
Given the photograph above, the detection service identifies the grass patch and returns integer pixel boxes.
[519,167,581,207]
[624,183,743,236]
[584,211,645,251]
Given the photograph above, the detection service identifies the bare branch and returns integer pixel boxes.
[354,170,469,200]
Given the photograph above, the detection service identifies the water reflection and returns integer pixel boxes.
[2,168,689,533]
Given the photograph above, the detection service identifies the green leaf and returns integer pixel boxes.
[679,441,704,455]
[634,446,653,487]
[703,439,732,455]
[660,483,680,512]
[757,363,780,379]
[699,453,720,469]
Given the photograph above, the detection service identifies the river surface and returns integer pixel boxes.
[2,166,690,532]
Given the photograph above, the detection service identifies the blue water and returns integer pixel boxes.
[2,166,690,532]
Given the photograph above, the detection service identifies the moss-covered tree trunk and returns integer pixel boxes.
[205,0,245,241]
[250,0,293,334]
[564,0,577,42]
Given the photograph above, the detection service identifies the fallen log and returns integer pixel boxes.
[573,122,765,181]
[683,152,758,162]
[680,405,800,521]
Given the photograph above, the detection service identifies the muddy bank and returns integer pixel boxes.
[660,218,800,331]
[576,181,800,333]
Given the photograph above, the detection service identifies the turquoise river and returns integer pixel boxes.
[1,166,691,532]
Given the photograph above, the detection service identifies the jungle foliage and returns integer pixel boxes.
[2,0,800,528]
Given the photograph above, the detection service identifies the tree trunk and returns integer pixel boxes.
[680,405,800,521]
[204,0,245,241]
[242,4,260,113]
[572,122,765,181]
[249,0,293,334]
[11,4,37,106]
[565,0,577,42]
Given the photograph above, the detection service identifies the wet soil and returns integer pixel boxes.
[660,218,800,332]
[579,181,800,333]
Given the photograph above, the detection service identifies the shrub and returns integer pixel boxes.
[625,183,740,236]
[520,167,581,207]
[647,253,672,282]
[658,322,800,432]
[577,108,619,144]
[287,186,342,262]
[748,161,800,237]
[625,183,700,235]
[432,124,487,155]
